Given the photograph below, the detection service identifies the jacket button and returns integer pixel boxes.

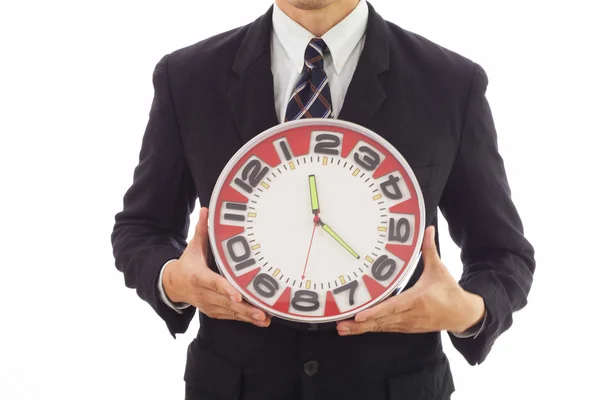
[304,360,319,376]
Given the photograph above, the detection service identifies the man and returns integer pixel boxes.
[111,0,536,398]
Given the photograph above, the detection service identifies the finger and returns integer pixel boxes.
[188,207,210,257]
[208,309,271,327]
[337,317,386,335]
[338,311,423,335]
[200,289,269,322]
[209,306,272,327]
[197,268,243,303]
[421,226,440,266]
[354,291,416,322]
[208,307,254,323]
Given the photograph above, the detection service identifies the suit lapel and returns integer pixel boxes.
[338,2,390,128]
[228,6,279,144]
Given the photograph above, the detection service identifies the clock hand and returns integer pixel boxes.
[308,174,320,215]
[301,214,320,280]
[307,174,359,259]
[318,220,360,260]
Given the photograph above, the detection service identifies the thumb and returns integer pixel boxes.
[421,226,440,267]
[187,207,210,257]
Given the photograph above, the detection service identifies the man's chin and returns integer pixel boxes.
[285,0,338,11]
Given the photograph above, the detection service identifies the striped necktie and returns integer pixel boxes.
[285,38,333,121]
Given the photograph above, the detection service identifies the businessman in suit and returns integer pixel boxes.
[111,0,536,398]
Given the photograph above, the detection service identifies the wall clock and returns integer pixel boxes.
[208,119,425,323]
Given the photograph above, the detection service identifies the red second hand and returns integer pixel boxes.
[301,214,320,280]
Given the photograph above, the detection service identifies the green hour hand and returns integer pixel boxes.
[309,174,320,214]
[321,223,360,259]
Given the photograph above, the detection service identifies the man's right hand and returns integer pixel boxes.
[162,207,271,327]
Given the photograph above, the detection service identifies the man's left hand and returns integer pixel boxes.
[336,226,485,336]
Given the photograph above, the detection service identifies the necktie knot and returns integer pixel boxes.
[285,37,333,121]
[304,38,327,70]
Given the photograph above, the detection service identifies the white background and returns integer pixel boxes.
[1,0,598,398]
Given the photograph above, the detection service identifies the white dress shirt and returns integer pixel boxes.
[157,0,485,338]
[271,0,368,123]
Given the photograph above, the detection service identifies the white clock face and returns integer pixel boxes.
[209,119,424,323]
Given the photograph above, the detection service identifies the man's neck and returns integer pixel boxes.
[275,0,360,37]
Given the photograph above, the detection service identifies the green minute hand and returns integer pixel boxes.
[320,222,360,259]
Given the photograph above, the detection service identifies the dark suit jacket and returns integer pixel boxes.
[111,3,535,399]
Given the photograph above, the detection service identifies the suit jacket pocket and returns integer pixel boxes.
[184,339,242,400]
[386,354,454,400]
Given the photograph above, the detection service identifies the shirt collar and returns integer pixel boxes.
[272,0,369,75]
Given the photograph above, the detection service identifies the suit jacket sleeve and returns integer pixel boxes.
[439,62,536,365]
[111,54,197,337]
